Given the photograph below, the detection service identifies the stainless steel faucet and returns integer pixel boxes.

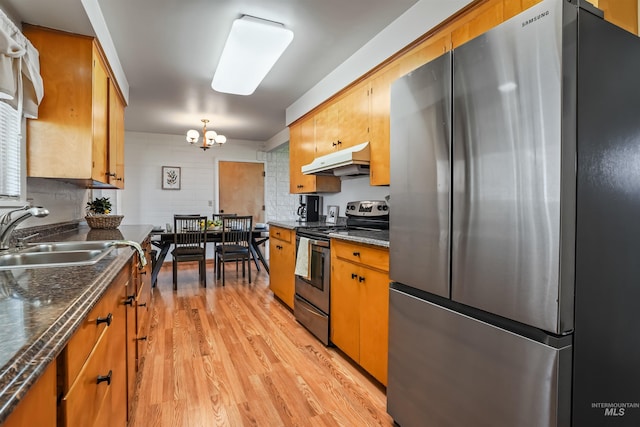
[0,206,50,251]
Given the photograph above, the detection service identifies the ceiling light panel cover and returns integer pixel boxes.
[212,15,294,96]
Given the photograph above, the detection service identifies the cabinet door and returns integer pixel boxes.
[338,82,370,150]
[108,81,126,188]
[2,361,56,427]
[330,257,360,361]
[24,26,94,180]
[91,47,109,183]
[359,265,390,385]
[269,229,296,308]
[289,117,316,194]
[314,102,340,156]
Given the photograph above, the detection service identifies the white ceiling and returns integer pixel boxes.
[2,0,438,142]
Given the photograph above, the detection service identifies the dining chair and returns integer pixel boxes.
[215,215,253,286]
[172,215,207,290]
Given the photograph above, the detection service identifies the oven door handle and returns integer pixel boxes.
[298,237,329,248]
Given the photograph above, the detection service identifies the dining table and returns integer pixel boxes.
[149,227,269,287]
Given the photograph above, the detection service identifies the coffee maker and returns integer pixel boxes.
[296,195,321,222]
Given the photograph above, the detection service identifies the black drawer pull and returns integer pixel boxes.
[140,271,147,275]
[359,276,365,283]
[138,302,147,308]
[351,273,358,279]
[96,313,112,326]
[353,251,360,257]
[137,336,148,341]
[97,370,112,386]
[124,295,135,306]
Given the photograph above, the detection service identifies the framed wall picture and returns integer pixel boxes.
[327,205,339,224]
[162,166,181,190]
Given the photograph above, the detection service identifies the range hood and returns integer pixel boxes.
[301,141,370,176]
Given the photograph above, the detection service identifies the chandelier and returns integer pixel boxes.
[186,119,227,150]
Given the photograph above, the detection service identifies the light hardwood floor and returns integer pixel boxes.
[129,261,393,427]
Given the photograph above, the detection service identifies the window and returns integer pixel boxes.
[0,102,21,200]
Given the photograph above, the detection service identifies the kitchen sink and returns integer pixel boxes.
[21,241,114,253]
[0,243,114,270]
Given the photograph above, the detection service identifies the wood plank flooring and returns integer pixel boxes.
[128,262,393,427]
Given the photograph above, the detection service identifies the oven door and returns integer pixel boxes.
[295,236,330,314]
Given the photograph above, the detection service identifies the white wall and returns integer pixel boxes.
[264,143,299,222]
[119,131,272,229]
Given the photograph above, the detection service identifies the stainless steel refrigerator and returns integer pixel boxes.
[388,0,640,426]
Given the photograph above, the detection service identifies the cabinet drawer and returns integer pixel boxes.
[270,227,293,243]
[65,286,119,384]
[62,325,116,427]
[332,239,389,272]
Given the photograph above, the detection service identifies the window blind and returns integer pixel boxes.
[0,102,20,198]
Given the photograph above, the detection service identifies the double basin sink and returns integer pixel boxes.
[0,241,115,270]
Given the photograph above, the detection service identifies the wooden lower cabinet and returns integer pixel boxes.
[1,361,57,427]
[125,239,153,419]
[269,226,296,309]
[59,264,129,427]
[330,239,389,385]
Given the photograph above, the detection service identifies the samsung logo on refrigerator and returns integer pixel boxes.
[522,10,550,27]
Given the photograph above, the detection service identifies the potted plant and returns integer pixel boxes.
[85,197,124,229]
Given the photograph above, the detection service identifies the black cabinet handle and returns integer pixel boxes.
[351,273,358,279]
[138,302,147,308]
[105,172,116,177]
[353,252,360,257]
[359,276,365,283]
[140,271,147,275]
[124,295,135,306]
[97,370,112,386]
[137,336,148,341]
[96,313,112,326]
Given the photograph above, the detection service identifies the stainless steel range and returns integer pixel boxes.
[294,200,389,345]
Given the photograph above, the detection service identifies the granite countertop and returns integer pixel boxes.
[268,220,389,248]
[0,224,152,424]
[328,229,389,248]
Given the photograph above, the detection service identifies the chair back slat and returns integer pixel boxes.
[221,216,252,248]
[174,215,207,248]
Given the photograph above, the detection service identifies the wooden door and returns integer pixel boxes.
[218,161,265,223]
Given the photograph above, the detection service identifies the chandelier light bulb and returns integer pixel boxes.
[186,129,199,144]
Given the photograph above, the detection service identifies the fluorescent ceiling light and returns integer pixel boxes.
[212,15,294,96]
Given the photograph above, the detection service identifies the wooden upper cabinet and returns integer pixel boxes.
[289,115,341,194]
[92,49,109,183]
[109,81,126,188]
[315,82,370,156]
[23,25,126,188]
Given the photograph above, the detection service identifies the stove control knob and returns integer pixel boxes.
[377,205,383,211]
[382,205,388,211]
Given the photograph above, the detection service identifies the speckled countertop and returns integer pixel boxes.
[268,220,389,248]
[0,224,152,424]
